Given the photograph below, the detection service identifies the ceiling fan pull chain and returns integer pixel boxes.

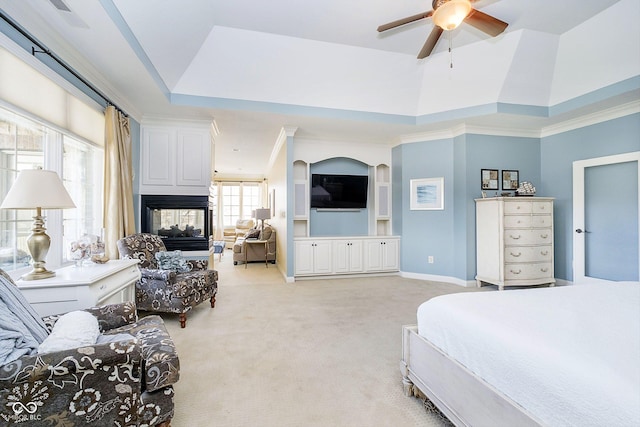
[449,31,453,69]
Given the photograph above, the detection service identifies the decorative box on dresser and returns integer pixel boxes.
[16,259,140,317]
[475,197,555,290]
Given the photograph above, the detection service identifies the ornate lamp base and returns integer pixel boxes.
[21,209,56,281]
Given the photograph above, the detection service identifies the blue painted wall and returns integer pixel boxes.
[540,113,640,281]
[309,157,369,237]
[393,133,542,281]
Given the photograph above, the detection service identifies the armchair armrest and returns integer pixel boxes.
[42,302,138,333]
[140,268,176,281]
[83,301,138,332]
[0,341,142,423]
[186,259,208,270]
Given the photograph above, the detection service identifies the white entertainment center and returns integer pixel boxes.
[291,141,400,278]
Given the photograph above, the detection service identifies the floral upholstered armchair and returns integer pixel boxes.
[0,270,179,426]
[117,233,218,328]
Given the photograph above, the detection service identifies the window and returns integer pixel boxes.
[219,182,262,227]
[0,106,103,274]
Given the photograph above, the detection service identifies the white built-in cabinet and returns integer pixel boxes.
[475,197,555,290]
[291,159,398,278]
[294,236,399,277]
[140,121,213,195]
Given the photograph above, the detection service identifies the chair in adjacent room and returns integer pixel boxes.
[117,233,218,328]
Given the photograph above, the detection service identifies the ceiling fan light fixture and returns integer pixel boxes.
[432,0,472,31]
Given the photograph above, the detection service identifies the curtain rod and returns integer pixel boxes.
[0,10,128,117]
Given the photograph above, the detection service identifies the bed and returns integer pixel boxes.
[400,282,640,426]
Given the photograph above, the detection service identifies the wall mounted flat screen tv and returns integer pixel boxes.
[310,174,368,209]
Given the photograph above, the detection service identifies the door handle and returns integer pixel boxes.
[575,228,589,234]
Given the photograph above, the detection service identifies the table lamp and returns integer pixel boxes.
[0,168,76,280]
[255,208,271,239]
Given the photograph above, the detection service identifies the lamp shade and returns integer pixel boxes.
[433,0,471,31]
[255,208,271,221]
[0,169,76,210]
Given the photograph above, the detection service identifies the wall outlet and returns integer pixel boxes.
[428,256,434,264]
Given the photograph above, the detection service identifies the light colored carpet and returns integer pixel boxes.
[161,252,482,427]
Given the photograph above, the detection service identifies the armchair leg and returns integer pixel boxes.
[179,313,187,328]
[156,421,171,427]
[210,294,216,308]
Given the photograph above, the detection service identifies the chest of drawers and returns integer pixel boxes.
[475,197,555,290]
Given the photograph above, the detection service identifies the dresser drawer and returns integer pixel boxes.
[533,201,552,214]
[504,201,532,214]
[531,214,552,228]
[504,215,532,228]
[504,246,552,263]
[505,229,552,245]
[505,263,553,280]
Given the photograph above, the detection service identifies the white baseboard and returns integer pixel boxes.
[399,271,475,288]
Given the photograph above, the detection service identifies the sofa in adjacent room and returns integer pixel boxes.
[233,225,276,265]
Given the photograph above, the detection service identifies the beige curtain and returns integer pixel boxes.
[103,106,135,259]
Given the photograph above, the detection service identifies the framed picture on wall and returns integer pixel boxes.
[502,170,519,190]
[481,169,499,190]
[410,177,444,210]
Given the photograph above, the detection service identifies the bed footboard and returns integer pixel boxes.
[400,324,542,427]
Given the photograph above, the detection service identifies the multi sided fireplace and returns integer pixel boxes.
[140,195,210,251]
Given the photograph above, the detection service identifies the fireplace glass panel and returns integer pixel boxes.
[151,209,205,237]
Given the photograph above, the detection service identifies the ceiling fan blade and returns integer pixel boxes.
[377,11,433,32]
[464,9,508,37]
[417,26,443,59]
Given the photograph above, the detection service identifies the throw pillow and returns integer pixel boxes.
[155,250,191,273]
[260,226,272,241]
[244,228,261,239]
[38,311,100,353]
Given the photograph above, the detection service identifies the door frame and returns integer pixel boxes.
[572,151,640,283]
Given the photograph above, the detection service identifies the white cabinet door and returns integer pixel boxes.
[141,127,175,186]
[333,240,364,273]
[381,238,399,270]
[364,238,399,272]
[295,240,333,275]
[294,241,315,275]
[314,241,333,274]
[176,130,210,187]
[364,240,384,271]
[333,240,350,273]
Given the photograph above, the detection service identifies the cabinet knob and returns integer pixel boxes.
[541,267,549,272]
[540,234,548,239]
[510,234,521,240]
[540,250,548,256]
[510,252,521,257]
[510,269,522,274]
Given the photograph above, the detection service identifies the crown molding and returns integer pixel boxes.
[541,100,640,137]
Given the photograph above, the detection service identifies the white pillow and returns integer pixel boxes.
[38,311,100,353]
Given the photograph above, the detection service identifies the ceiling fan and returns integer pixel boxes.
[377,0,508,59]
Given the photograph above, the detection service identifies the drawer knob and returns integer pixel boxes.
[540,251,548,256]
[541,267,549,272]
[510,252,521,257]
[510,269,522,274]
[510,234,521,240]
[540,234,548,239]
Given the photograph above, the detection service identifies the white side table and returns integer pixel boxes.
[16,259,140,317]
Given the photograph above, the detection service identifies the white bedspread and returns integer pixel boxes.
[417,282,640,427]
